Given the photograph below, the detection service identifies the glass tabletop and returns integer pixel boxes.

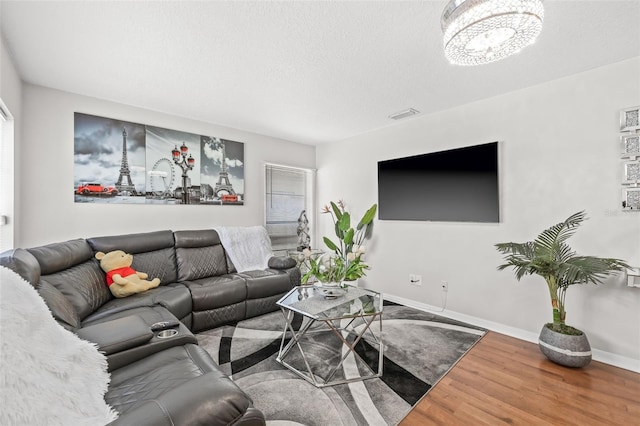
[277,285,383,320]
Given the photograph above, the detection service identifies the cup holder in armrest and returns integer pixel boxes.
[156,329,179,339]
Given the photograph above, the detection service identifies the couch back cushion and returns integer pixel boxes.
[87,230,178,285]
[226,252,237,274]
[37,281,81,330]
[28,239,110,320]
[0,248,41,287]
[174,230,229,281]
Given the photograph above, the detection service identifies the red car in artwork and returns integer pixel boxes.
[76,182,118,196]
[221,194,238,202]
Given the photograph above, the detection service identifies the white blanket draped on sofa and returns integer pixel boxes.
[0,266,118,426]
[214,226,274,272]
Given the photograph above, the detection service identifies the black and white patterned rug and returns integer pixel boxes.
[197,302,485,425]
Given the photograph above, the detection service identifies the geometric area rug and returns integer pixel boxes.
[197,301,486,425]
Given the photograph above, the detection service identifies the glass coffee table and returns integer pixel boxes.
[276,285,383,387]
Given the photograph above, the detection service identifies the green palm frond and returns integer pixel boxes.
[533,211,586,254]
[496,212,590,280]
[496,211,628,286]
[496,241,537,280]
[557,256,629,288]
[555,242,576,263]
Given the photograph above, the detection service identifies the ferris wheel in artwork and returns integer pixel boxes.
[149,158,176,197]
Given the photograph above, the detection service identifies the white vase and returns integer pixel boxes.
[317,281,341,288]
[342,279,359,288]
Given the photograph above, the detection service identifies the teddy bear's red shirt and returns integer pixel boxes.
[105,266,137,286]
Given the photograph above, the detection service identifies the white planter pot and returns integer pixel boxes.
[342,279,359,288]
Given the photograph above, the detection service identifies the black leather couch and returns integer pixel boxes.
[0,229,300,426]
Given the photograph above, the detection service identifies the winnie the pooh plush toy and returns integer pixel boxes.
[95,250,161,298]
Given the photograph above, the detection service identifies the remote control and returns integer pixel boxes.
[150,320,180,331]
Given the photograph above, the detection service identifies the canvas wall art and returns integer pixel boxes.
[74,112,244,205]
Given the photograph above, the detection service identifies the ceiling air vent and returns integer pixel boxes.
[389,108,420,120]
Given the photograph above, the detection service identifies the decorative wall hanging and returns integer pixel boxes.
[620,105,640,132]
[74,113,244,205]
[621,133,640,158]
[621,187,640,211]
[623,161,640,184]
[619,106,639,211]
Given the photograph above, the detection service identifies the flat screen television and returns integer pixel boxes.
[377,142,500,222]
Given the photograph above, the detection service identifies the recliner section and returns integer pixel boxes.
[0,228,299,426]
[172,229,299,331]
[81,305,200,372]
[174,229,249,331]
[106,344,265,426]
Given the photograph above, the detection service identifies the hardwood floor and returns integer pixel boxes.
[399,331,640,426]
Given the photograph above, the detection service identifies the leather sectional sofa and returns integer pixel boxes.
[0,229,300,425]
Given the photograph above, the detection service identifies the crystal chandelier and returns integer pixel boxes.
[441,0,544,66]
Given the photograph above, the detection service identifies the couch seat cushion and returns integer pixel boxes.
[83,283,192,324]
[107,344,237,414]
[182,275,247,311]
[239,270,293,299]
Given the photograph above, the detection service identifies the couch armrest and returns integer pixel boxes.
[107,373,266,426]
[77,315,153,355]
[266,256,301,290]
[267,256,296,270]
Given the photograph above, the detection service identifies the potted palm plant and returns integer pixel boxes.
[495,211,628,367]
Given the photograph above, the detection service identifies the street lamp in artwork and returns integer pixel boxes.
[171,143,195,204]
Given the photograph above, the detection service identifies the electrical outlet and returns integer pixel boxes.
[441,281,449,292]
[409,274,422,286]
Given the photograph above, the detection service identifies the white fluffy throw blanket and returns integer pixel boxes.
[0,266,118,426]
[215,226,274,272]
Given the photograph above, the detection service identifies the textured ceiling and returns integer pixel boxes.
[1,1,639,145]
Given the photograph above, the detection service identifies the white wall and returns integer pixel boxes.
[19,84,315,247]
[0,35,22,251]
[317,57,640,367]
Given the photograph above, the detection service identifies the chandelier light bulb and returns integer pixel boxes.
[441,0,544,66]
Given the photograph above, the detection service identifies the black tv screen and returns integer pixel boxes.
[377,142,500,222]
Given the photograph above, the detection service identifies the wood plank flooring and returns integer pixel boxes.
[400,331,640,426]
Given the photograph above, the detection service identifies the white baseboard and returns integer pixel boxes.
[384,293,640,373]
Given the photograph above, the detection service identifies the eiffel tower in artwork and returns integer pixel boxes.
[214,141,236,196]
[115,128,138,195]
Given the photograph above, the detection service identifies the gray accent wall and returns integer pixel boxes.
[17,84,315,246]
[316,57,640,369]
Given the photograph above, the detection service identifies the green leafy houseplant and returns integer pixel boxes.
[495,211,628,335]
[301,200,377,284]
[302,253,347,285]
